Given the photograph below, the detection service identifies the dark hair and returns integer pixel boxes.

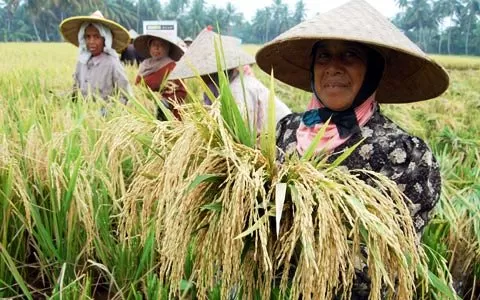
[148,38,171,54]
[309,40,385,109]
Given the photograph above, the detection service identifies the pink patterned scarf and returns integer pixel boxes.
[296,94,377,155]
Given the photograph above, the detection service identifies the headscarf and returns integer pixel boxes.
[296,95,376,155]
[295,42,385,155]
[138,56,174,77]
[77,22,118,64]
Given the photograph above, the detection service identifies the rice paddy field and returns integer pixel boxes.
[0,42,479,299]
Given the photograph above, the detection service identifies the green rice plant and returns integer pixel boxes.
[0,42,477,299]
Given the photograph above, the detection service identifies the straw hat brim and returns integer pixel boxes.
[59,16,130,52]
[133,33,184,61]
[169,31,255,80]
[255,0,449,104]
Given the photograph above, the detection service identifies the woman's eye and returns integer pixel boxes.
[344,51,358,58]
[316,53,330,62]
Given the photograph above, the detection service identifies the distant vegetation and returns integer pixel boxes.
[2,0,480,55]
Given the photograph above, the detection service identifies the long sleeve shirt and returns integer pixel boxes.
[229,75,292,132]
[73,53,133,104]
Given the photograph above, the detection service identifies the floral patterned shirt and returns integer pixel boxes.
[276,107,441,299]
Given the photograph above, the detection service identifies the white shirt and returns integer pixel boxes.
[229,75,291,132]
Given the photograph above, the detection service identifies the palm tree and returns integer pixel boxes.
[271,0,289,38]
[395,0,409,9]
[99,0,137,30]
[24,0,49,41]
[187,0,206,37]
[401,0,436,51]
[165,0,189,19]
[136,0,163,32]
[462,0,480,54]
[3,0,21,41]
[292,0,306,24]
[223,3,242,34]
[434,0,462,54]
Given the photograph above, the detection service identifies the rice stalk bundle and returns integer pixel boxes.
[113,36,429,299]
[118,99,426,299]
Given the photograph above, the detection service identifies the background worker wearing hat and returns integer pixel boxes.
[183,37,193,47]
[59,11,132,106]
[169,29,291,132]
[134,32,186,120]
[256,0,449,297]
[120,29,144,66]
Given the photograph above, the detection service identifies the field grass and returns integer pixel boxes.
[0,42,478,299]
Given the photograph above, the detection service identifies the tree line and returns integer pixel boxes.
[0,0,306,44]
[1,0,480,55]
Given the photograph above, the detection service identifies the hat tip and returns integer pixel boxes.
[91,10,105,19]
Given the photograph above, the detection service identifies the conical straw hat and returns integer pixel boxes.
[255,0,449,104]
[133,32,185,61]
[59,10,130,52]
[169,30,255,80]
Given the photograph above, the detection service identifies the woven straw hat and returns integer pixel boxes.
[255,0,449,104]
[59,10,130,52]
[133,32,184,61]
[168,30,255,80]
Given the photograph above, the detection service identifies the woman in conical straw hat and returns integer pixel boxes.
[134,32,187,120]
[256,0,448,297]
[59,10,132,107]
[169,27,292,132]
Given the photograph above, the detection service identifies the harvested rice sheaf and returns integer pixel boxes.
[119,101,427,300]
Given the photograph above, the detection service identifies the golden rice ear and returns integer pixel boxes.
[115,96,431,299]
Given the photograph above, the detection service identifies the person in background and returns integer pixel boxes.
[255,0,449,298]
[120,29,144,65]
[59,10,133,107]
[134,32,186,120]
[176,36,188,53]
[184,36,193,47]
[169,28,292,132]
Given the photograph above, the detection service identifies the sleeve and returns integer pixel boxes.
[255,78,292,131]
[345,135,441,298]
[113,59,133,104]
[347,128,441,233]
[241,77,269,132]
[71,63,80,102]
[275,113,302,163]
[384,136,442,232]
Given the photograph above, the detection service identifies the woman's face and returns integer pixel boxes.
[149,38,170,58]
[85,25,105,56]
[313,40,368,111]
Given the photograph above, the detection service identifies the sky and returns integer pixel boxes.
[204,0,400,21]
